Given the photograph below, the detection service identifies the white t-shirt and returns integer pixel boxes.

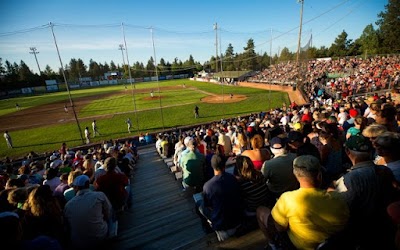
[338,112,347,125]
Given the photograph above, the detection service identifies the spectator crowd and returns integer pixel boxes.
[0,139,138,249]
[1,53,400,249]
[155,83,400,249]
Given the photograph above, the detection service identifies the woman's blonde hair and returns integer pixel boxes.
[362,124,387,138]
[68,169,83,186]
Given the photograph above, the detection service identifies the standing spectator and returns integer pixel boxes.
[84,127,90,144]
[59,142,68,161]
[64,175,111,249]
[4,130,13,148]
[198,154,242,241]
[126,118,132,133]
[92,120,101,137]
[257,155,349,250]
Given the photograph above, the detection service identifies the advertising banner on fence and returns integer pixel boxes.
[46,85,59,92]
[45,80,58,85]
[90,81,100,86]
[8,89,22,95]
[69,84,80,89]
[21,88,33,94]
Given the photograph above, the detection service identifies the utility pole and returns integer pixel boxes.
[29,47,41,75]
[269,28,273,109]
[49,22,84,144]
[296,0,304,65]
[214,23,218,74]
[118,44,126,75]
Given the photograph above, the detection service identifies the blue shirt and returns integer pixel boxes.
[203,172,242,230]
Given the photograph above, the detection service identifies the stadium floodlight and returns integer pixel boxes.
[29,47,41,75]
[296,0,304,65]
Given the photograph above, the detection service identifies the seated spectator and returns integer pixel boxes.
[334,134,397,249]
[287,131,320,161]
[94,157,129,211]
[198,154,242,241]
[318,122,343,182]
[181,139,205,192]
[217,130,232,157]
[241,134,270,171]
[234,155,269,215]
[257,155,349,250]
[64,175,112,249]
[261,137,298,203]
[346,116,367,139]
[372,132,400,182]
[21,185,64,243]
[43,168,60,192]
[63,170,83,202]
[53,173,69,202]
[376,104,398,132]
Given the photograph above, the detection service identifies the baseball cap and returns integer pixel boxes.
[184,136,193,146]
[345,135,372,152]
[293,122,302,131]
[72,175,90,187]
[293,155,320,172]
[288,131,304,143]
[270,137,286,149]
[50,159,63,169]
[349,109,358,118]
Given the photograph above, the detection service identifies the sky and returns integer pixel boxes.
[0,0,388,74]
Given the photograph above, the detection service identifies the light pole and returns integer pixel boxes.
[29,47,41,75]
[296,0,304,65]
[214,23,218,74]
[118,44,126,75]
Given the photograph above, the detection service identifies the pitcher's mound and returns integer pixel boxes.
[201,94,247,103]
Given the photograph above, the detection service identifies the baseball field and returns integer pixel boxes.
[0,79,290,158]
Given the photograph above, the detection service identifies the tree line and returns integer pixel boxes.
[0,0,398,91]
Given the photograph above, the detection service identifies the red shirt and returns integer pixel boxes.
[95,171,129,209]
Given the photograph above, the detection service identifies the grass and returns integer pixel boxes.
[0,79,289,158]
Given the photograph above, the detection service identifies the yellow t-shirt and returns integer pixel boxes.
[271,188,349,250]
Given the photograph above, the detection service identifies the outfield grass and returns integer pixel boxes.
[0,79,289,158]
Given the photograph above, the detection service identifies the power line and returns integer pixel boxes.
[0,24,49,37]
